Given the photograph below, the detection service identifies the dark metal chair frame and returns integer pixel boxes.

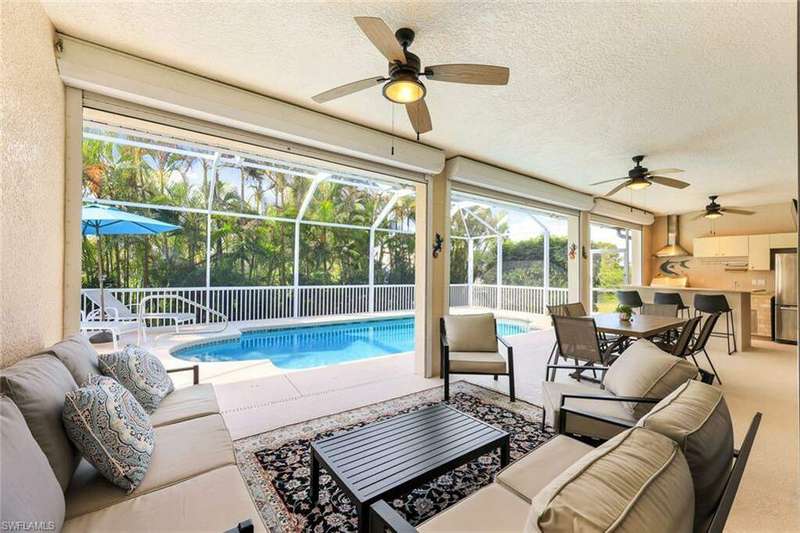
[694,294,737,355]
[687,312,724,385]
[440,317,515,402]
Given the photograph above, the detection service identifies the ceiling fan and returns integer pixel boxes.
[311,17,510,135]
[590,155,690,197]
[693,195,755,220]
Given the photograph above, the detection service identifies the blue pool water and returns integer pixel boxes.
[174,317,530,369]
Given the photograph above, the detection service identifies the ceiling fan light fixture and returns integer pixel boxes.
[704,211,723,220]
[383,73,426,104]
[626,178,652,191]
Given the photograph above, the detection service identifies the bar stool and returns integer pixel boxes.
[693,294,737,355]
[654,292,690,318]
[616,290,643,309]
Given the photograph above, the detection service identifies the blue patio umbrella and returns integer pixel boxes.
[82,203,180,318]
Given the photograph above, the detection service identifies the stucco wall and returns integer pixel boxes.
[0,1,65,366]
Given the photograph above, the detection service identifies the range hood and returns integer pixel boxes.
[655,215,690,257]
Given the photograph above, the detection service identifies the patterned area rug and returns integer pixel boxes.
[234,381,553,532]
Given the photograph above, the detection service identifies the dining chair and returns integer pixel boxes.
[653,316,702,360]
[640,303,679,317]
[687,312,723,384]
[654,292,690,317]
[616,290,644,309]
[546,302,588,367]
[549,315,618,382]
[694,294,736,355]
[440,314,515,402]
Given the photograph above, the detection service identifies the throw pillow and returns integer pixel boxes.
[603,339,699,418]
[62,376,154,493]
[98,346,174,413]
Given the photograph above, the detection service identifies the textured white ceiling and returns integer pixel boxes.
[42,1,797,214]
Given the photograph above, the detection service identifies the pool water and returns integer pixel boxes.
[173,317,530,369]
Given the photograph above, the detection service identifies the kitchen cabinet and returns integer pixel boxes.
[693,236,748,258]
[748,234,771,270]
[770,232,798,249]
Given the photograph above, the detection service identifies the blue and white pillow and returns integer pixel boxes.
[62,376,154,492]
[99,346,174,414]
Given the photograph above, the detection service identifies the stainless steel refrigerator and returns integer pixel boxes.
[773,251,798,344]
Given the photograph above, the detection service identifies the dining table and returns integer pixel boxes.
[592,312,687,341]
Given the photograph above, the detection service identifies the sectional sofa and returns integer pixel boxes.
[0,335,265,532]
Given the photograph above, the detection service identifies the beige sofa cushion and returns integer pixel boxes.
[603,339,698,418]
[443,314,497,352]
[448,351,507,374]
[150,383,220,427]
[496,436,594,503]
[526,427,694,533]
[66,414,234,518]
[0,354,80,490]
[418,483,529,532]
[637,380,734,531]
[541,381,635,441]
[63,465,266,533]
[44,334,101,385]
[0,396,65,531]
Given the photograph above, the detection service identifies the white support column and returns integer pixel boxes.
[496,235,503,310]
[543,230,550,305]
[204,154,220,323]
[467,238,474,307]
[293,174,326,317]
[63,87,83,335]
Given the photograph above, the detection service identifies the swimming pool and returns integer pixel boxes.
[173,317,531,369]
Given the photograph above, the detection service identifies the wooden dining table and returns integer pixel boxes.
[592,312,687,340]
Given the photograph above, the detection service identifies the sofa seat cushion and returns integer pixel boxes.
[449,351,507,374]
[1,396,65,531]
[527,427,694,533]
[541,381,635,441]
[43,334,101,385]
[496,436,594,503]
[418,483,529,532]
[443,314,498,352]
[150,383,220,427]
[66,413,234,518]
[0,354,80,490]
[99,346,175,414]
[637,380,734,531]
[603,339,698,418]
[62,465,266,533]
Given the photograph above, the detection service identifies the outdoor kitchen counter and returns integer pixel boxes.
[623,285,752,350]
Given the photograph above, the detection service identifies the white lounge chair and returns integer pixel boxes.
[79,310,140,350]
[83,289,197,332]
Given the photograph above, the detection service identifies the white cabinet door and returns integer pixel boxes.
[693,237,718,257]
[717,236,749,257]
[748,234,771,270]
[770,232,798,249]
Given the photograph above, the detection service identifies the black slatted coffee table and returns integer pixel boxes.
[310,403,510,532]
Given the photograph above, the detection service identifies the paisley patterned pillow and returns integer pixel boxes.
[62,375,154,492]
[98,346,174,414]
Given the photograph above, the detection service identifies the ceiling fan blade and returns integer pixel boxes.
[406,99,432,134]
[605,181,632,197]
[646,168,684,175]
[354,17,406,63]
[312,77,385,104]
[424,64,510,85]
[590,177,628,186]
[720,208,755,215]
[649,176,691,189]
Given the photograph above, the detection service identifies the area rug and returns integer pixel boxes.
[234,381,554,532]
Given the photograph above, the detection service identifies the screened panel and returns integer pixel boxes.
[373,233,415,285]
[472,238,498,284]
[449,239,468,284]
[299,225,369,285]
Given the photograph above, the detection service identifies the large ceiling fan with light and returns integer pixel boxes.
[693,195,754,220]
[311,17,510,135]
[590,155,690,197]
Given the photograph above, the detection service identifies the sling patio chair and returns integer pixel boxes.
[440,314,515,402]
[686,312,724,385]
[548,315,624,383]
[83,288,197,332]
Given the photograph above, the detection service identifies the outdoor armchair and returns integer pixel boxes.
[440,314,515,402]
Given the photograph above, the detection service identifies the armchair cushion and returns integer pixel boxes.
[443,314,497,352]
[0,354,80,490]
[418,483,529,532]
[526,427,694,533]
[0,396,65,531]
[45,334,101,385]
[448,351,507,374]
[149,383,219,427]
[541,382,635,441]
[603,339,698,418]
[637,380,734,531]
